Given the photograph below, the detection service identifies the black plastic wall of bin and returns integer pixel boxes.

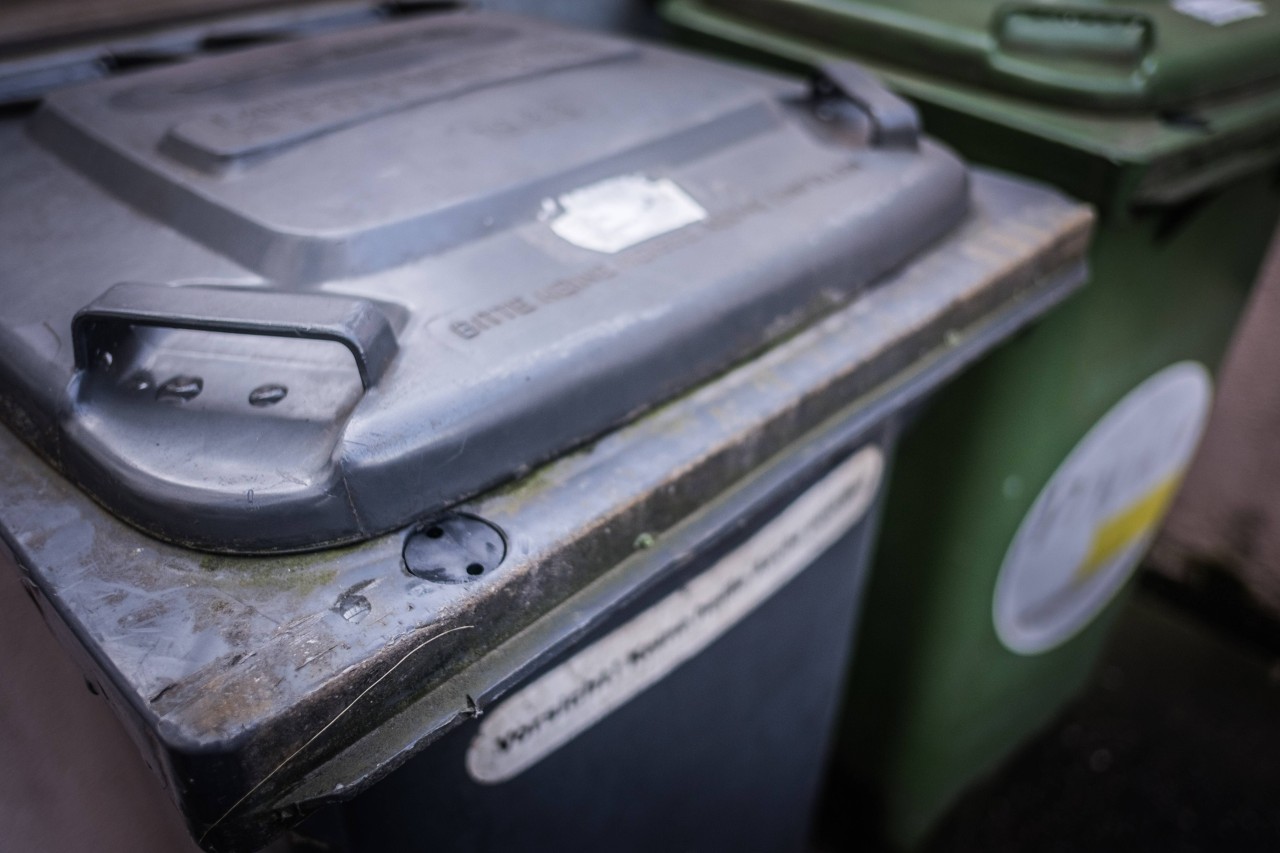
[335,427,893,853]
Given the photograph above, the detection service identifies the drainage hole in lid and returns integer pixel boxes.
[248,383,288,407]
[156,375,203,402]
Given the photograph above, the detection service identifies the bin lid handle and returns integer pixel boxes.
[73,282,399,390]
[811,61,920,150]
[991,4,1155,65]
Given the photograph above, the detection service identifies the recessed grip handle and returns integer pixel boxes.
[73,282,399,389]
[811,61,920,149]
[992,5,1154,63]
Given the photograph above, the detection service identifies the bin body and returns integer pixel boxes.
[342,427,893,853]
[662,0,1280,845]
[852,180,1274,846]
[0,8,1091,853]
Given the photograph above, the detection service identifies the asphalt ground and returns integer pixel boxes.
[818,576,1280,852]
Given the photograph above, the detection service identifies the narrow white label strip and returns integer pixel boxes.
[466,444,885,783]
[548,174,707,254]
[1172,0,1265,25]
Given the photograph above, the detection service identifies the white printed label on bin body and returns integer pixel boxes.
[547,174,707,254]
[466,444,885,784]
[1172,0,1266,25]
[994,362,1213,656]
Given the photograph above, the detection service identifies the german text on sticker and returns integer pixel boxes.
[548,175,707,254]
[466,444,884,783]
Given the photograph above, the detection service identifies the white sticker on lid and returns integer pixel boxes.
[1172,0,1266,25]
[547,174,707,254]
[993,362,1213,655]
[466,444,885,783]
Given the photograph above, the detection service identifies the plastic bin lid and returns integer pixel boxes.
[0,0,292,54]
[0,10,970,553]
[694,0,1280,112]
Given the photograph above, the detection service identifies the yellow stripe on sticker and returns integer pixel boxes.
[1073,473,1183,583]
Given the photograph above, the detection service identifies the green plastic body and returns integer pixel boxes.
[663,0,1280,846]
[667,0,1280,113]
[854,178,1279,846]
[664,0,1280,216]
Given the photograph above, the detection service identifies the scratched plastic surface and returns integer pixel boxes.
[0,165,1091,851]
[0,9,970,553]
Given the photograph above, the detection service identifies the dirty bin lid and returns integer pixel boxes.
[691,0,1280,112]
[0,0,299,54]
[0,9,969,553]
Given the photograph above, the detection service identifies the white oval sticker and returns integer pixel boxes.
[466,444,884,783]
[993,362,1212,655]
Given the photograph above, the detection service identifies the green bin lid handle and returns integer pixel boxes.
[992,4,1155,64]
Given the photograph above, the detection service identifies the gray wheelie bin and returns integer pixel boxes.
[0,7,1091,852]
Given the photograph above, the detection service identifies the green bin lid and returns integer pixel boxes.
[694,0,1280,112]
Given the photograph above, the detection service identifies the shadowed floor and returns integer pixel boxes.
[818,579,1280,852]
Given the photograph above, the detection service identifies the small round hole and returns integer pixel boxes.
[466,563,485,576]
[425,526,444,538]
[248,383,288,407]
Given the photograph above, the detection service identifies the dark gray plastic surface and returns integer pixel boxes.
[0,9,969,552]
[0,169,1092,853]
[342,428,890,853]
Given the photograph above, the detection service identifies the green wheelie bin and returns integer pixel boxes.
[661,0,1280,846]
